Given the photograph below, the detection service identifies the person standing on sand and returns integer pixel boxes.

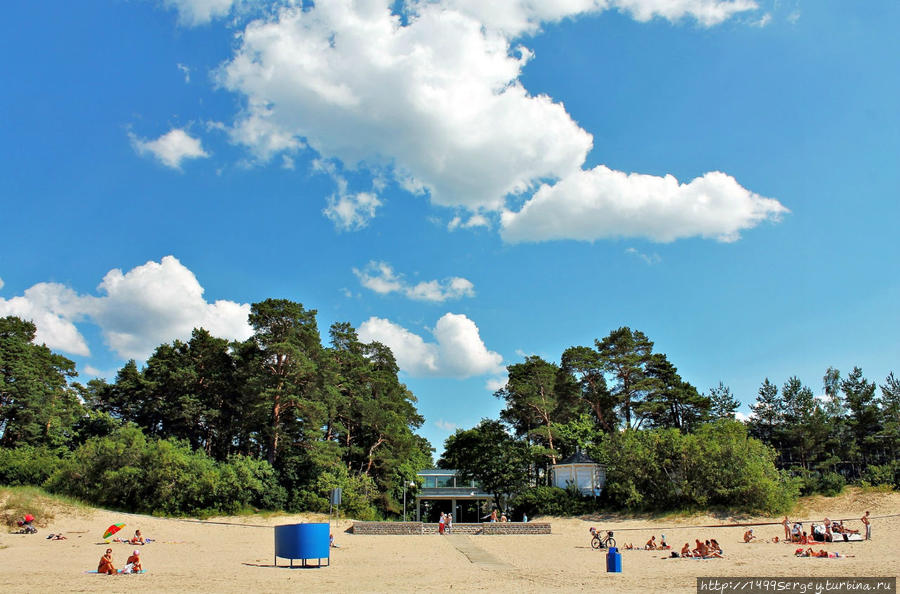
[438,512,445,535]
[861,511,871,540]
[446,513,452,534]
[782,516,790,541]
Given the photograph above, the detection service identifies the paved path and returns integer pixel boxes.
[446,534,512,569]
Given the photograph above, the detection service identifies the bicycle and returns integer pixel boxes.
[590,527,615,549]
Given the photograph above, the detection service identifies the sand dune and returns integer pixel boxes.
[1,489,896,593]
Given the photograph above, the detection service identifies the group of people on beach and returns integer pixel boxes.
[438,512,452,534]
[680,538,724,558]
[98,548,142,575]
[779,512,870,544]
[623,534,670,550]
[96,529,149,575]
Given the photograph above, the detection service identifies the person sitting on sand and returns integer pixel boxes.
[704,540,723,558]
[743,529,756,543]
[681,543,692,558]
[130,529,146,545]
[693,539,708,557]
[122,549,142,574]
[799,531,808,545]
[645,536,657,550]
[710,539,723,555]
[98,549,116,575]
[660,534,670,550]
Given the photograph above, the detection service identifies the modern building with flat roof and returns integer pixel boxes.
[414,469,493,522]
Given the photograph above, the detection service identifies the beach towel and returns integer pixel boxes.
[85,570,147,574]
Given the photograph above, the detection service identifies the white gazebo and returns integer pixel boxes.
[551,450,605,496]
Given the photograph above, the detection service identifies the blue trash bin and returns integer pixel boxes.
[606,546,622,573]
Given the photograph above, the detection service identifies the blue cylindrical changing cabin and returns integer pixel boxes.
[274,522,330,568]
[606,546,622,572]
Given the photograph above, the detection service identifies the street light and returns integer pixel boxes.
[403,481,416,521]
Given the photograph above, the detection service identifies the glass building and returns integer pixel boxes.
[414,469,493,523]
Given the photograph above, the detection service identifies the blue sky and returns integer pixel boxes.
[2,0,898,453]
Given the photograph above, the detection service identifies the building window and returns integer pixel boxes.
[435,475,454,488]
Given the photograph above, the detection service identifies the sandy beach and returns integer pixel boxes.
[1,489,897,593]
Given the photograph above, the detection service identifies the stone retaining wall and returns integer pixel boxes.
[351,522,551,535]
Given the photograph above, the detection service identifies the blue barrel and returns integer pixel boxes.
[274,522,330,568]
[606,546,622,572]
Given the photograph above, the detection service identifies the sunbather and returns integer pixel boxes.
[838,521,859,535]
[645,536,657,550]
[681,543,692,557]
[704,540,723,558]
[130,530,146,545]
[693,539,708,557]
[743,529,756,542]
[122,549,142,574]
[98,549,116,575]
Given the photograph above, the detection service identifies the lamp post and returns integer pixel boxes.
[403,481,416,521]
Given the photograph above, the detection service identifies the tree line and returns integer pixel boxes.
[440,327,898,515]
[1,313,896,517]
[0,301,431,517]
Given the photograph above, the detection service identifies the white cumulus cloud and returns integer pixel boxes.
[210,1,780,243]
[501,167,788,243]
[0,283,93,356]
[0,256,252,361]
[358,313,503,378]
[130,128,209,170]
[162,0,237,26]
[354,261,474,302]
[324,192,382,231]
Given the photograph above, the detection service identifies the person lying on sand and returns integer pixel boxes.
[46,533,67,540]
[837,521,859,535]
[98,549,116,575]
[743,529,756,543]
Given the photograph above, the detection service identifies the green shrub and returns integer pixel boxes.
[0,446,67,487]
[863,462,899,489]
[509,485,594,518]
[593,420,797,514]
[44,425,285,516]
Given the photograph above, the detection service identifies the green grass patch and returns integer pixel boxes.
[0,485,90,529]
